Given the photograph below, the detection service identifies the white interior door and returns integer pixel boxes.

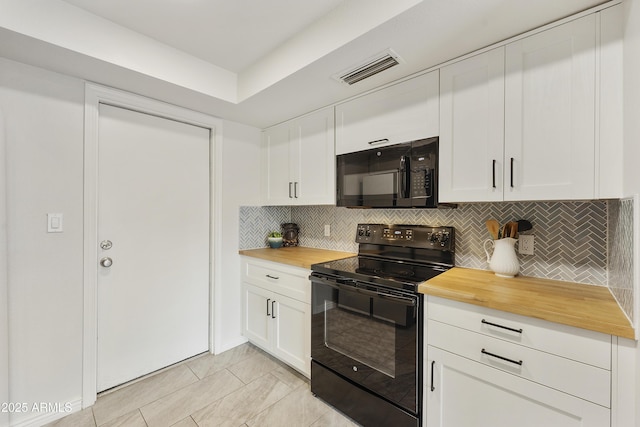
[96,104,210,392]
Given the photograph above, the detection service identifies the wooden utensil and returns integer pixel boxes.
[507,221,519,238]
[486,219,500,240]
[500,222,509,239]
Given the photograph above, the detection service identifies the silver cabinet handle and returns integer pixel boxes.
[294,182,299,198]
[289,182,293,198]
[100,257,113,268]
[368,138,389,145]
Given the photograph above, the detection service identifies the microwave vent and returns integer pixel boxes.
[334,49,402,85]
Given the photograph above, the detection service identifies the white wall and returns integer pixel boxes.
[0,56,260,426]
[1,57,85,426]
[216,121,261,352]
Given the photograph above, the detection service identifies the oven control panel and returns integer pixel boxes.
[356,223,454,251]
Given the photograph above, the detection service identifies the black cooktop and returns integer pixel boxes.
[312,255,450,292]
[311,224,455,292]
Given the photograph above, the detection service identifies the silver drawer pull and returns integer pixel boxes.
[368,138,390,145]
[482,319,523,334]
[481,348,523,366]
[266,274,279,280]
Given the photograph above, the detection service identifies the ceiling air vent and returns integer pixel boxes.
[334,49,402,85]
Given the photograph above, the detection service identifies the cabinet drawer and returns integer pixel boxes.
[428,320,611,407]
[242,258,310,303]
[427,296,611,369]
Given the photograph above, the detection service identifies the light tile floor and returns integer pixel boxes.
[45,343,359,427]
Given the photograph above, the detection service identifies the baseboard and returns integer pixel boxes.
[9,399,81,427]
[214,336,248,355]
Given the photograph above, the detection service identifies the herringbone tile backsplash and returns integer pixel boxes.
[240,200,634,320]
[608,198,635,322]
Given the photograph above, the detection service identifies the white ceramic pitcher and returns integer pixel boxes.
[484,238,520,278]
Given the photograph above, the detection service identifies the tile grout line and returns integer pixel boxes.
[138,408,149,427]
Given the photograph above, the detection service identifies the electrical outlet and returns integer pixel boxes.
[519,235,534,255]
[324,224,331,237]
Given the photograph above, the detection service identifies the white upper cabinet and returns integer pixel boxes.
[262,106,335,205]
[335,70,439,155]
[293,109,336,205]
[597,4,624,199]
[262,123,292,204]
[440,12,618,203]
[439,48,506,202]
[504,14,596,201]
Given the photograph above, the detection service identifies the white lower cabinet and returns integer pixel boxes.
[425,296,611,426]
[426,346,609,427]
[241,257,311,377]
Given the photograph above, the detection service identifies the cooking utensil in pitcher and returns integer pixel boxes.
[486,219,500,240]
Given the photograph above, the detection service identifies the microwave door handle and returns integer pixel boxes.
[400,156,410,198]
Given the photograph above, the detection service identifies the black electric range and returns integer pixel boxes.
[310,223,455,427]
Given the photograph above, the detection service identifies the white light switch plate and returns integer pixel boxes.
[324,224,331,237]
[47,213,63,233]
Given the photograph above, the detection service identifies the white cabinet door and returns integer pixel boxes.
[426,346,610,427]
[272,293,311,376]
[243,284,271,351]
[241,257,312,377]
[439,48,505,203]
[597,4,624,199]
[504,14,596,201]
[262,123,293,205]
[292,107,335,205]
[262,107,335,205]
[335,71,439,155]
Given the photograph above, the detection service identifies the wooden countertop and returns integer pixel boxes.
[419,267,635,339]
[239,247,356,270]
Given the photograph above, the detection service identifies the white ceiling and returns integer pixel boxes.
[60,0,347,72]
[0,0,612,128]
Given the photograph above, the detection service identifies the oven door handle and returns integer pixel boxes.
[312,275,416,306]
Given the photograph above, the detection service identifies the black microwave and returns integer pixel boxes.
[336,137,439,208]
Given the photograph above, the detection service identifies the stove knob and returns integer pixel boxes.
[365,229,371,237]
[358,229,364,236]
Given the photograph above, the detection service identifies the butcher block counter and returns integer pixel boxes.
[419,267,635,339]
[239,247,355,270]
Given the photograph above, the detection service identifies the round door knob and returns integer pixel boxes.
[100,257,113,268]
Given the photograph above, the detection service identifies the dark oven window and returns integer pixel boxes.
[325,290,397,377]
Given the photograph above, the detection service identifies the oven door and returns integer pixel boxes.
[310,273,422,414]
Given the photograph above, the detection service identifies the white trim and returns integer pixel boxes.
[82,83,223,407]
